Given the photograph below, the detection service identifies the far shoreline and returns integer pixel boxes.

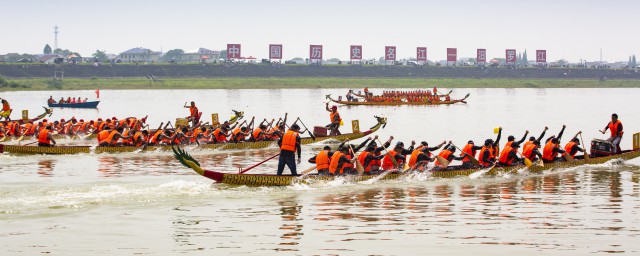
[2,77,640,91]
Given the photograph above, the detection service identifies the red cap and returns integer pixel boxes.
[97,118,103,121]
[60,119,65,122]
[331,105,337,110]
[79,119,84,122]
[112,117,117,120]
[141,117,147,123]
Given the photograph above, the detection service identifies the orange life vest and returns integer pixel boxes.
[329,151,345,174]
[213,128,227,143]
[121,130,131,145]
[358,151,376,172]
[252,128,263,141]
[478,146,493,166]
[38,129,51,145]
[498,146,515,165]
[522,144,537,160]
[149,129,163,144]
[460,144,476,163]
[280,130,299,152]
[542,141,558,161]
[408,146,424,168]
[608,120,623,137]
[435,150,453,166]
[97,130,110,144]
[316,150,330,170]
[564,141,577,158]
[189,106,198,117]
[133,131,144,147]
[382,151,401,170]
[330,111,341,123]
[232,129,245,142]
[107,130,120,145]
[523,140,533,149]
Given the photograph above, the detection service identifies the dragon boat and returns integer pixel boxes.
[327,93,469,106]
[0,116,386,155]
[171,134,640,187]
[0,107,53,126]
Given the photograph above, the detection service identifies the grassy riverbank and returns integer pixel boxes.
[2,77,640,91]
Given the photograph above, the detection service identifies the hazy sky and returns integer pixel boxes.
[1,0,638,62]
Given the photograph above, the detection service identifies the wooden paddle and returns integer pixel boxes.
[348,143,365,175]
[376,138,398,166]
[296,117,316,141]
[301,166,316,175]
[23,141,39,146]
[516,151,533,168]
[436,155,450,168]
[239,153,280,174]
[451,143,479,166]
[579,132,590,160]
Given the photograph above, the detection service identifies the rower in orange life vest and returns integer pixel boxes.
[460,140,482,168]
[97,126,112,146]
[37,125,57,147]
[359,136,393,174]
[601,113,623,154]
[325,103,342,136]
[408,140,447,170]
[250,122,274,142]
[277,124,302,176]
[1,98,12,121]
[522,140,543,163]
[541,125,568,163]
[170,127,198,145]
[435,142,468,168]
[564,132,586,159]
[328,146,358,175]
[498,142,523,166]
[184,101,200,127]
[106,127,132,146]
[308,146,333,175]
[381,143,407,172]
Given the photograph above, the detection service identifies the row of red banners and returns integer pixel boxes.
[226,44,548,63]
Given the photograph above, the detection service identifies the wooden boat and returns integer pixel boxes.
[327,93,469,106]
[0,116,386,155]
[351,89,452,99]
[172,144,640,187]
[48,101,100,109]
[0,107,53,126]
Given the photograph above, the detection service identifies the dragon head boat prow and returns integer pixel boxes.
[172,146,205,176]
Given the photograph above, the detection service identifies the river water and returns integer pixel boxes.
[1,88,639,255]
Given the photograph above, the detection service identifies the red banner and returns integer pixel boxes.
[506,49,516,63]
[384,46,396,61]
[226,44,241,59]
[416,47,427,61]
[477,49,486,63]
[447,48,457,62]
[350,45,362,60]
[536,50,547,63]
[269,44,282,59]
[309,45,323,60]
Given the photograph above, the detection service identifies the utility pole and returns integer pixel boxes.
[54,25,59,50]
[600,48,602,62]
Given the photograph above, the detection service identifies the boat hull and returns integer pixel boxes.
[327,94,468,106]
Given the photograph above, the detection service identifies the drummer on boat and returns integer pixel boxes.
[0,98,12,121]
[325,103,342,136]
[185,101,200,127]
[601,113,623,154]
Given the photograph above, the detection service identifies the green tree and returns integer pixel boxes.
[629,56,632,67]
[53,48,81,58]
[43,44,52,54]
[219,50,227,60]
[633,55,637,68]
[161,49,184,62]
[92,50,108,62]
[522,50,528,65]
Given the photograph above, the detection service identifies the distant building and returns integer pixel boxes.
[36,54,63,64]
[181,48,220,63]
[119,47,161,63]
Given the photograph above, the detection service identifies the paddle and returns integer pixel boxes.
[301,166,316,175]
[239,153,280,174]
[436,155,450,168]
[296,117,316,141]
[516,151,533,168]
[23,141,39,146]
[579,132,589,160]
[348,143,365,175]
[451,143,479,166]
[376,138,398,166]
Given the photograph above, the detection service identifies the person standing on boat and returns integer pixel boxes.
[185,101,200,127]
[0,98,12,121]
[277,124,302,176]
[37,125,57,147]
[325,103,342,136]
[601,113,623,154]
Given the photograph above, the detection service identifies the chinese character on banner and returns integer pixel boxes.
[416,47,427,61]
[385,46,396,61]
[447,48,457,62]
[309,45,323,60]
[350,45,362,60]
[269,44,282,59]
[477,49,486,63]
[506,49,516,63]
[227,44,241,59]
[536,50,547,63]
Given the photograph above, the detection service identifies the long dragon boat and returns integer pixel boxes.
[327,93,469,106]
[1,107,53,126]
[171,136,640,187]
[0,116,386,155]
[1,110,246,142]
[351,89,452,99]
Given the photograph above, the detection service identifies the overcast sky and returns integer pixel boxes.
[1,0,638,62]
